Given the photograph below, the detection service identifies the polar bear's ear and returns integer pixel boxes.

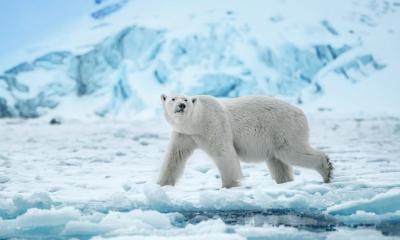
[161,94,167,102]
[191,98,197,104]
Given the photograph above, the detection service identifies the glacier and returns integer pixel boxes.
[0,0,397,118]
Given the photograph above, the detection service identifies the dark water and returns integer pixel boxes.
[1,209,398,239]
[170,209,400,236]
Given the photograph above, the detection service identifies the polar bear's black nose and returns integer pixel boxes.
[178,103,186,109]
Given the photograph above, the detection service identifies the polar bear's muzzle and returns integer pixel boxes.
[174,103,186,113]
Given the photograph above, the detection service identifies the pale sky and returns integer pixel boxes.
[0,0,93,59]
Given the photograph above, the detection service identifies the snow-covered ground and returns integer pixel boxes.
[1,112,399,239]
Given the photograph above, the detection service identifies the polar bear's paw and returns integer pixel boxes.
[222,179,241,188]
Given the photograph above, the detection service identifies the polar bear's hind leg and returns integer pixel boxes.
[275,146,333,183]
[266,156,294,184]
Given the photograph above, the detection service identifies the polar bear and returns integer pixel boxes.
[158,94,333,188]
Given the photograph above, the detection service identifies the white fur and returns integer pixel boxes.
[158,94,333,188]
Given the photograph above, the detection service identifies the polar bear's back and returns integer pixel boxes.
[220,96,310,161]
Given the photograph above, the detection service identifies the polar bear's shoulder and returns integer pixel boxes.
[219,96,303,117]
[194,95,300,115]
[219,96,282,105]
[195,95,224,110]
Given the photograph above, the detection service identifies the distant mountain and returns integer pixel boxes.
[0,0,398,118]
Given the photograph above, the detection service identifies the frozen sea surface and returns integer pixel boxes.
[0,113,400,239]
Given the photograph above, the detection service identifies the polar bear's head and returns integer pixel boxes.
[160,94,197,124]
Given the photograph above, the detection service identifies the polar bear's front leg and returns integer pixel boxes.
[157,132,196,186]
[214,152,243,188]
[208,146,243,188]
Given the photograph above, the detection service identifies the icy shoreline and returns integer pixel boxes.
[0,114,399,239]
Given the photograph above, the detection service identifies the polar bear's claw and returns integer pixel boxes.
[325,156,334,183]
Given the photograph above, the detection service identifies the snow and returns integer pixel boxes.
[328,189,400,215]
[0,0,399,238]
[0,113,399,238]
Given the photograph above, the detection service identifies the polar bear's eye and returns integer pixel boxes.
[172,98,176,101]
[183,98,188,102]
